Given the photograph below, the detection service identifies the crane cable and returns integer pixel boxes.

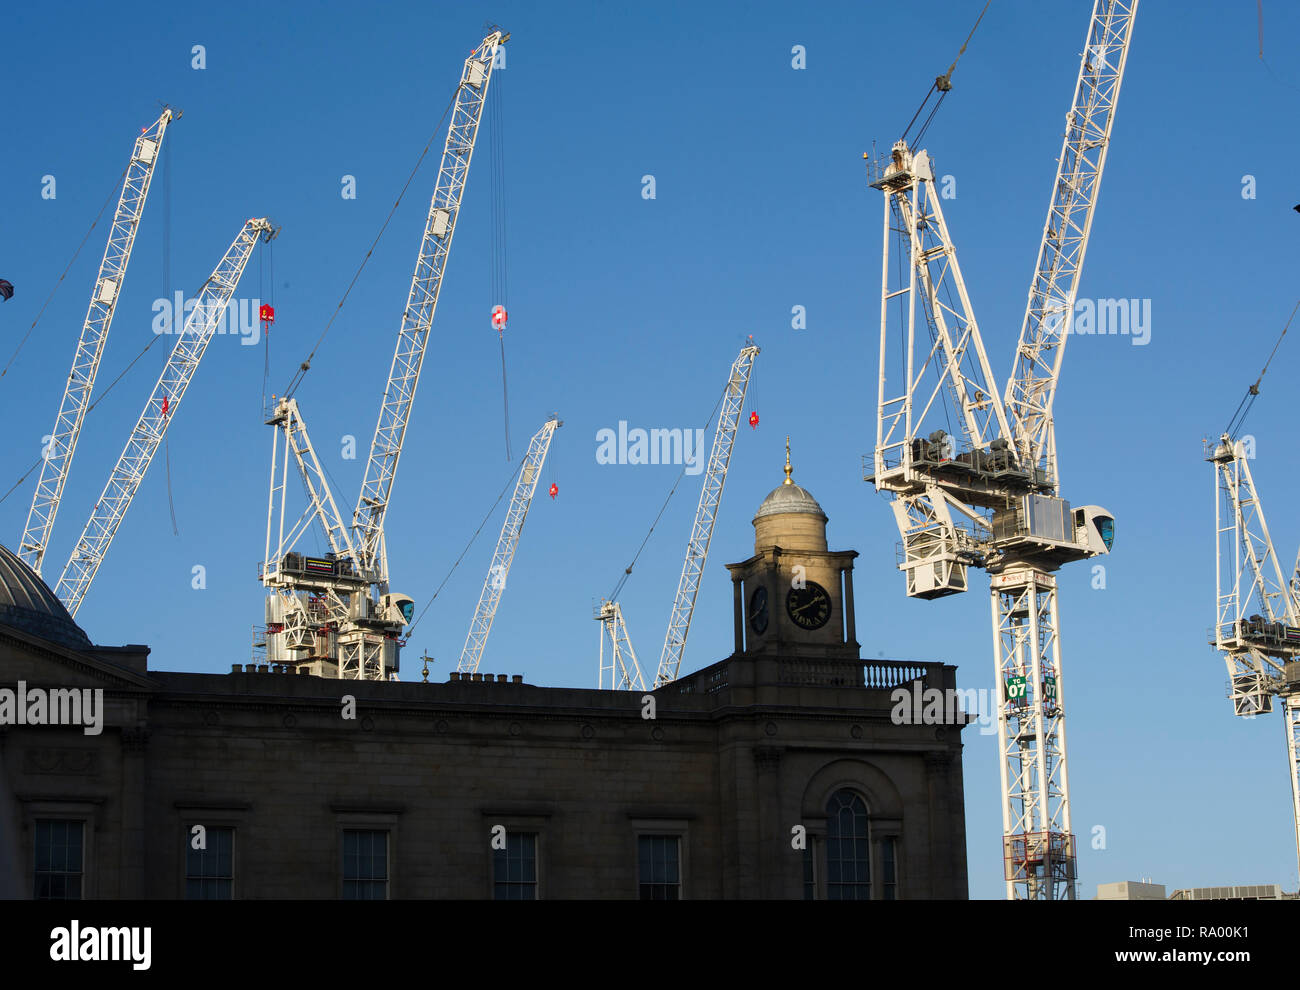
[489,68,511,460]
[899,0,990,148]
[0,266,229,509]
[1224,299,1300,440]
[607,381,731,603]
[1258,1,1300,94]
[1,163,131,380]
[405,455,524,636]
[282,82,462,398]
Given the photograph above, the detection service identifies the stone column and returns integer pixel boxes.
[843,565,857,647]
[732,575,745,655]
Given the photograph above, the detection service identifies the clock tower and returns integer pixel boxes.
[727,439,859,658]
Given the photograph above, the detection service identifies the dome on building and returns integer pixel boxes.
[752,439,829,553]
[753,438,827,523]
[0,543,91,650]
[753,479,827,522]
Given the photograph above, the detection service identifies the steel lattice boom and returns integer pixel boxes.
[56,218,277,615]
[1004,2,1137,486]
[458,415,560,673]
[21,107,179,575]
[655,344,759,688]
[352,29,507,583]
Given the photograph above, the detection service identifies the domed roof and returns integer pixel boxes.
[753,438,827,522]
[0,543,91,650]
[754,480,827,522]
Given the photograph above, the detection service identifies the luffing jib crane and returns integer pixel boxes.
[866,1,1134,899]
[20,107,179,576]
[458,415,561,673]
[1208,434,1300,884]
[595,343,759,690]
[56,217,278,615]
[655,344,760,687]
[259,28,507,680]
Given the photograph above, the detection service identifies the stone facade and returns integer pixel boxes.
[0,469,970,899]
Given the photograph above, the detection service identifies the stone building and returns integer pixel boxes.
[0,459,970,899]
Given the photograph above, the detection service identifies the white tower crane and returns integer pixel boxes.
[655,343,759,687]
[1208,434,1300,884]
[20,107,179,575]
[56,217,278,615]
[458,415,561,673]
[258,28,507,680]
[866,1,1134,899]
[594,343,758,690]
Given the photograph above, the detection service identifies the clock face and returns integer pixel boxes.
[748,586,769,634]
[786,581,831,630]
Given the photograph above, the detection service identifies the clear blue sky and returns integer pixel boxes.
[2,0,1298,899]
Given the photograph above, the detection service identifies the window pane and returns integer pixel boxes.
[637,835,681,900]
[185,826,234,899]
[492,832,537,900]
[883,836,897,900]
[803,841,816,900]
[824,791,870,900]
[341,830,388,899]
[34,820,84,901]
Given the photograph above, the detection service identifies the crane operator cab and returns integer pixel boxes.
[381,593,416,626]
[1073,506,1114,555]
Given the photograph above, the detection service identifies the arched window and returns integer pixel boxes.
[824,789,870,900]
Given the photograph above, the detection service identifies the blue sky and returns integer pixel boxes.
[2,0,1298,900]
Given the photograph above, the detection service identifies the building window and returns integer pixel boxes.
[34,820,83,900]
[341,829,388,900]
[637,835,681,900]
[493,832,538,900]
[185,826,234,899]
[882,836,898,900]
[825,790,870,900]
[802,839,816,900]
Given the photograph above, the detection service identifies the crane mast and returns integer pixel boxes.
[353,29,507,584]
[866,1,1134,900]
[655,344,759,687]
[20,107,179,575]
[56,217,278,616]
[458,415,560,673]
[1209,434,1300,882]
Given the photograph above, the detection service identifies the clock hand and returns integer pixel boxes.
[791,597,824,615]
